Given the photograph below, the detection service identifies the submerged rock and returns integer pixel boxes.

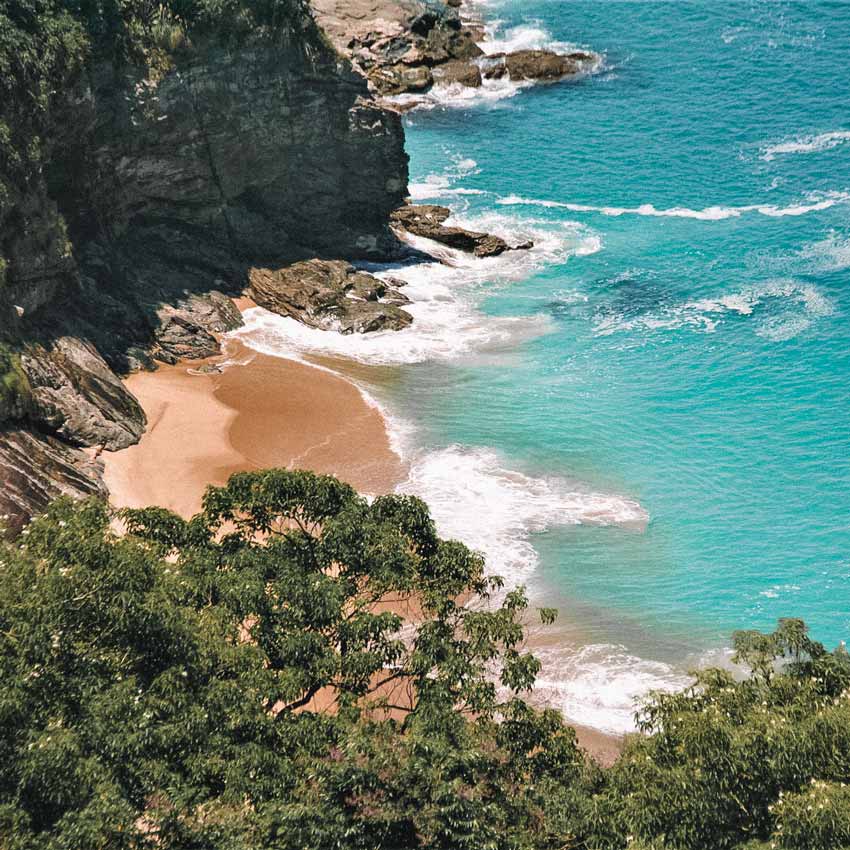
[248,260,413,334]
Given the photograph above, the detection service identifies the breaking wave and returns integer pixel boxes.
[497,191,850,220]
[760,130,850,161]
[233,212,599,366]
[532,642,691,735]
[396,445,648,587]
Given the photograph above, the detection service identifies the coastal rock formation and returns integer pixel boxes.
[311,1,598,98]
[432,59,483,88]
[482,49,598,82]
[391,204,532,258]
[0,0,411,528]
[249,261,413,334]
[20,338,146,451]
[0,429,107,538]
[311,0,484,95]
[152,292,244,365]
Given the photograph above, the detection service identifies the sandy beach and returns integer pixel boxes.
[102,325,623,766]
[103,339,405,517]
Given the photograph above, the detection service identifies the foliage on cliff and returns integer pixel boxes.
[0,0,315,303]
[0,469,848,849]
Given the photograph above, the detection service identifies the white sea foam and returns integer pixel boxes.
[397,445,648,586]
[388,16,601,112]
[479,20,577,56]
[532,643,691,735]
[797,231,850,273]
[595,279,834,340]
[760,131,850,162]
[408,155,485,201]
[234,212,598,366]
[498,191,850,220]
[390,75,532,111]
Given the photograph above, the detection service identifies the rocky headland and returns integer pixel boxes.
[0,0,597,532]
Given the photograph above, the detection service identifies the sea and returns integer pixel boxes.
[234,0,850,735]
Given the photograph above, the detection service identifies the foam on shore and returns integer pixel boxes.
[234,211,598,366]
[397,444,648,586]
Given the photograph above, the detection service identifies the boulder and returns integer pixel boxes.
[21,337,146,451]
[432,60,483,88]
[336,302,413,334]
[153,291,243,364]
[391,204,510,258]
[368,63,433,95]
[483,49,597,82]
[248,260,413,334]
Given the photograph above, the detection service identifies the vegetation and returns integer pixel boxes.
[0,468,848,849]
[0,342,31,424]
[0,0,313,309]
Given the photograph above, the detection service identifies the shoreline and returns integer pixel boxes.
[102,315,623,765]
[103,338,406,518]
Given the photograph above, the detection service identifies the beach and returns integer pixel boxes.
[102,318,623,766]
[103,339,405,517]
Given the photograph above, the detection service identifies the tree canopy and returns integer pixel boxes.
[0,468,848,849]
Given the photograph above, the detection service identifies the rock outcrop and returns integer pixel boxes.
[21,338,146,452]
[482,49,598,82]
[0,429,107,537]
[249,261,413,334]
[311,0,484,96]
[152,292,244,365]
[311,1,598,99]
[391,204,535,258]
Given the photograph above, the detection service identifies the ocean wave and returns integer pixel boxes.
[594,279,834,340]
[408,155,486,201]
[392,75,533,111]
[760,130,850,161]
[498,191,850,220]
[479,20,580,57]
[396,445,648,587]
[532,642,690,735]
[234,212,598,366]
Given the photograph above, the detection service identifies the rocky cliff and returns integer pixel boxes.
[0,0,409,533]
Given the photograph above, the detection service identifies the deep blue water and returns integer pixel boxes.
[240,0,850,730]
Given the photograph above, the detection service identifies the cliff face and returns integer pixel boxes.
[0,1,409,532]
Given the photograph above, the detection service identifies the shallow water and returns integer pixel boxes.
[238,0,850,733]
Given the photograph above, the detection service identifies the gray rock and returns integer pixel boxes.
[0,428,107,538]
[432,60,483,88]
[153,291,243,364]
[21,337,146,451]
[337,301,414,334]
[390,204,510,257]
[369,63,434,96]
[483,49,597,82]
[249,260,413,333]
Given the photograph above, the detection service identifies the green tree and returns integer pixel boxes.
[0,470,569,848]
[1,470,849,850]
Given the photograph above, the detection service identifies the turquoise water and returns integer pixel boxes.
[396,0,850,651]
[239,0,850,730]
